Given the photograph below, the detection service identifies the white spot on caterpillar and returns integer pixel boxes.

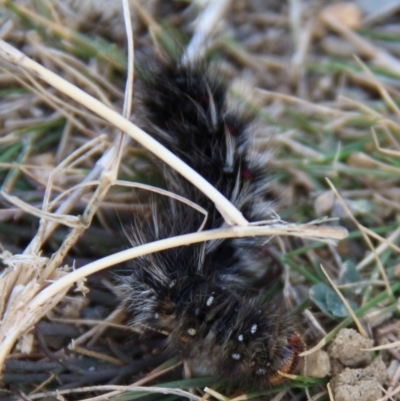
[238,334,243,342]
[206,296,214,306]
[256,368,266,375]
[231,353,241,360]
[154,313,159,319]
[169,279,176,288]
[251,324,257,334]
[188,328,197,336]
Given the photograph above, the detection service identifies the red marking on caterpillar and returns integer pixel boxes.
[241,168,253,180]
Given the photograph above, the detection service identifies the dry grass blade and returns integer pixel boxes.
[0,253,69,373]
[26,385,202,401]
[0,39,247,227]
[203,387,228,401]
[326,178,392,295]
[320,264,367,338]
[184,0,231,64]
[372,127,400,157]
[1,190,84,227]
[28,222,348,312]
[79,361,184,401]
[1,1,400,399]
[327,382,335,401]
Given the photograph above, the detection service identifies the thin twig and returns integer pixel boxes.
[0,39,247,227]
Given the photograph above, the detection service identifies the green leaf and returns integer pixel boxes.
[310,282,358,318]
[340,260,360,285]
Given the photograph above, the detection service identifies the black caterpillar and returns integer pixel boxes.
[116,57,304,389]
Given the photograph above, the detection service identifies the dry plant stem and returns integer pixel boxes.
[59,142,108,173]
[0,191,83,227]
[303,281,400,359]
[376,383,400,401]
[111,0,135,175]
[364,1,400,25]
[0,19,13,39]
[0,66,95,134]
[37,145,114,281]
[0,157,115,372]
[0,1,126,70]
[372,128,400,157]
[291,16,313,92]
[24,135,108,255]
[255,88,350,115]
[275,371,297,382]
[304,309,327,337]
[320,264,367,337]
[39,171,112,282]
[20,68,107,128]
[289,0,302,45]
[325,178,392,295]
[109,0,135,197]
[15,68,100,132]
[68,341,124,366]
[82,362,183,401]
[229,393,259,401]
[25,385,201,401]
[56,118,72,163]
[350,153,400,175]
[32,42,114,108]
[132,362,183,386]
[76,0,137,271]
[0,276,69,376]
[25,6,133,266]
[130,0,162,35]
[356,223,400,270]
[361,227,400,255]
[200,392,211,401]
[29,223,347,312]
[381,125,400,151]
[49,317,131,332]
[219,40,269,71]
[380,388,400,401]
[183,0,231,64]
[275,131,324,159]
[1,131,33,193]
[308,391,328,401]
[30,373,57,395]
[0,39,247,227]
[342,67,400,97]
[46,50,124,98]
[113,180,208,222]
[387,365,400,396]
[85,309,126,347]
[321,11,400,76]
[363,341,400,352]
[354,56,400,118]
[121,0,134,121]
[338,95,382,119]
[41,0,61,24]
[327,382,334,401]
[46,180,207,218]
[203,388,227,401]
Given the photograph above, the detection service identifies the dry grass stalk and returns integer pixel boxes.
[1,1,400,399]
[0,35,348,380]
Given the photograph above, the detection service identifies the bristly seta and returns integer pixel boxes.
[115,55,305,390]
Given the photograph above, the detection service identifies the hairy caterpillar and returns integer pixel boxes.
[115,56,304,389]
